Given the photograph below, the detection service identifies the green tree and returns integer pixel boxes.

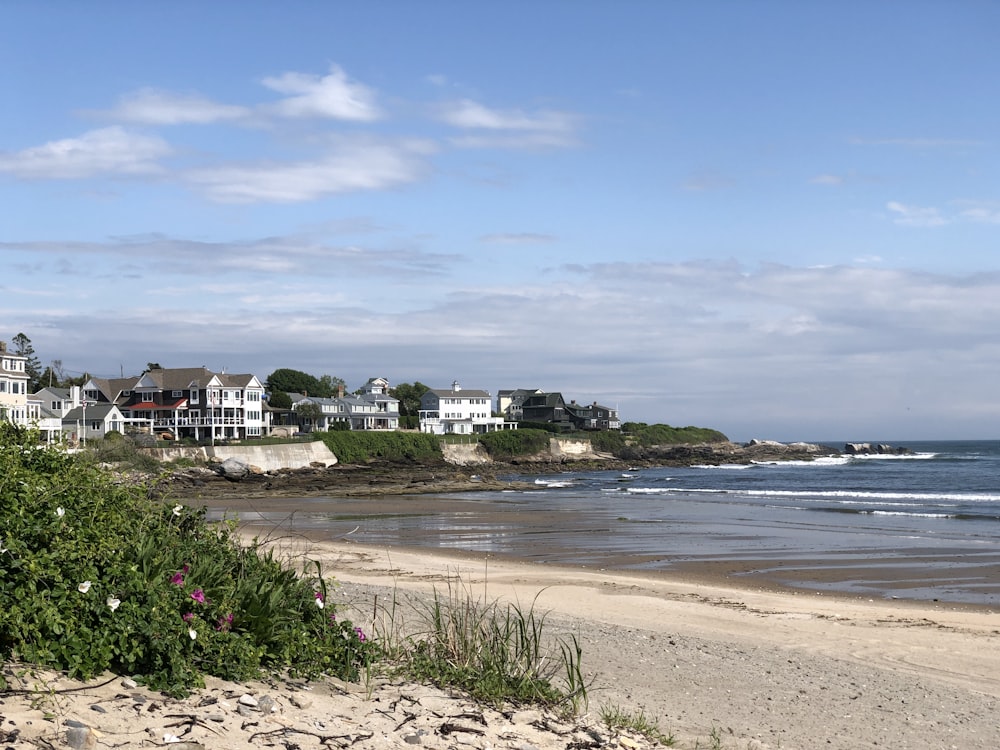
[317,374,346,397]
[12,333,43,392]
[390,382,431,418]
[267,390,292,410]
[266,368,324,397]
[146,362,163,370]
[294,401,324,431]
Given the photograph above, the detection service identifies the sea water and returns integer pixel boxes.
[223,440,1000,605]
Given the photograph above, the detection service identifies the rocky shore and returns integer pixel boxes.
[158,440,841,501]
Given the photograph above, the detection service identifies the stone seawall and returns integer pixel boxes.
[146,441,338,471]
[441,437,605,465]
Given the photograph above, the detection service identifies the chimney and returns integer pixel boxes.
[338,384,345,398]
[452,380,461,392]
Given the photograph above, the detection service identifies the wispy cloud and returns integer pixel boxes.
[850,136,984,148]
[957,201,1000,224]
[261,64,382,121]
[480,232,557,244]
[886,201,948,227]
[0,126,170,179]
[96,88,251,125]
[436,99,579,148]
[0,231,459,278]
[809,174,843,185]
[185,137,435,203]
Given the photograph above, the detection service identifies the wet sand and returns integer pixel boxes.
[206,493,1000,608]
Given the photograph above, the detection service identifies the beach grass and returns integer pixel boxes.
[363,575,588,711]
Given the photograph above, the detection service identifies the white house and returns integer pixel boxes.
[418,381,516,435]
[0,340,30,427]
[62,402,127,445]
[289,377,400,432]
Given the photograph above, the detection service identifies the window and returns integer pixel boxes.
[123,390,131,396]
[85,390,99,401]
[90,421,101,430]
[172,390,183,398]
[142,392,154,403]
[190,390,199,404]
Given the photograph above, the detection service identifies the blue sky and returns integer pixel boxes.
[2,2,999,441]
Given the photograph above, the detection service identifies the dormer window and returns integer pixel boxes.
[142,392,154,403]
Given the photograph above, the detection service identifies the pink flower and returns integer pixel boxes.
[314,591,324,609]
[354,627,366,643]
[190,589,206,604]
[215,613,234,632]
[170,572,184,586]
[182,612,195,623]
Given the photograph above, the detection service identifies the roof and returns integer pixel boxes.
[138,368,263,391]
[62,403,124,421]
[426,388,492,399]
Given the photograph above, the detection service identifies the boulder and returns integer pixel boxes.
[215,457,251,480]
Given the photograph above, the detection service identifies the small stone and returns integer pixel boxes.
[288,693,312,709]
[64,720,88,729]
[89,704,107,714]
[403,733,423,745]
[206,714,226,723]
[65,726,96,750]
[121,678,138,689]
[258,695,277,714]
[238,694,259,708]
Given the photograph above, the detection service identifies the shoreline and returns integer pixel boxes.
[259,534,1000,748]
[199,489,1000,611]
[5,531,1000,748]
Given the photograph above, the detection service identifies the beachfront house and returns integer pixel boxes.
[0,340,32,427]
[518,391,621,431]
[61,402,127,445]
[418,381,516,435]
[112,367,268,441]
[289,377,400,432]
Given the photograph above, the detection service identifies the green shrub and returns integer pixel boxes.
[478,429,552,459]
[316,431,442,463]
[0,423,371,696]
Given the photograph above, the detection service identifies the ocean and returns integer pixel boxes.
[221,440,1000,607]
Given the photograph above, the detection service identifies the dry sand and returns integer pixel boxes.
[3,535,999,749]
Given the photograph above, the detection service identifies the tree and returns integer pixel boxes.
[12,333,42,392]
[266,368,324,397]
[317,374,346,397]
[390,382,431,417]
[294,401,325,432]
[146,362,163,370]
[267,390,292,410]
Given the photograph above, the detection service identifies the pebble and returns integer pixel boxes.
[237,693,258,707]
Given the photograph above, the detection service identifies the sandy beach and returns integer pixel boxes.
[4,529,999,749]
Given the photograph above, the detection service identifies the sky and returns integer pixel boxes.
[2,2,999,442]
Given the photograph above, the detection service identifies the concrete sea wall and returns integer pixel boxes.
[147,441,338,471]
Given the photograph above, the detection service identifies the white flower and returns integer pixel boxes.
[0,538,6,553]
[172,505,183,516]
[107,597,121,612]
[56,507,65,518]
[188,629,197,640]
[78,581,92,593]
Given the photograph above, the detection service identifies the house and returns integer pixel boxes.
[0,340,31,427]
[289,377,400,432]
[496,388,543,421]
[30,385,83,442]
[61,402,127,445]
[519,391,620,431]
[418,381,516,435]
[109,367,267,441]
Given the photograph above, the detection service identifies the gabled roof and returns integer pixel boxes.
[84,376,139,402]
[137,368,263,391]
[62,403,124,421]
[426,388,492,399]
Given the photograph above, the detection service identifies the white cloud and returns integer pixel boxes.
[957,201,1000,224]
[0,126,170,179]
[100,88,251,124]
[185,137,435,203]
[261,65,381,121]
[886,201,948,227]
[438,98,576,132]
[850,137,984,148]
[809,174,843,185]
[480,233,557,244]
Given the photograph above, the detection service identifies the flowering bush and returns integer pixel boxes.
[0,423,372,696]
